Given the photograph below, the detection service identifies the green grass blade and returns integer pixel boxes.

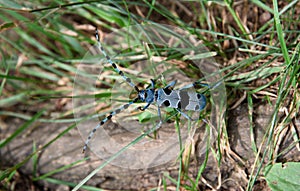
[272,0,290,64]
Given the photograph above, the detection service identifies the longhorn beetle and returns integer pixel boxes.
[82,28,209,153]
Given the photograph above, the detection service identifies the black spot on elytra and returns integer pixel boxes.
[163,88,172,95]
[154,91,158,99]
[177,101,181,109]
[163,100,170,107]
[197,93,202,100]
